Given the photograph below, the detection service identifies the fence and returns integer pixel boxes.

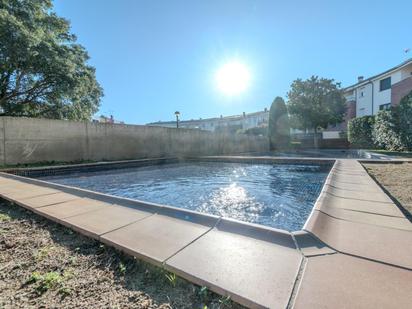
[0,117,269,165]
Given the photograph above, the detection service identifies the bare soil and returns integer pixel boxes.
[363,162,412,217]
[0,201,244,309]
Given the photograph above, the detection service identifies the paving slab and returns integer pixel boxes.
[166,219,302,309]
[293,254,412,309]
[318,205,412,231]
[335,160,364,168]
[0,180,28,189]
[292,231,336,256]
[329,174,376,185]
[324,185,393,203]
[100,213,217,265]
[0,182,44,194]
[0,177,17,184]
[330,170,369,177]
[16,192,81,209]
[2,186,59,201]
[325,179,382,192]
[315,194,405,217]
[328,170,376,185]
[305,210,412,269]
[34,198,111,222]
[62,204,154,239]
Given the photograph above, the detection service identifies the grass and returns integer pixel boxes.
[0,213,11,222]
[27,271,65,294]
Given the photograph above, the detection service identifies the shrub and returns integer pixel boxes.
[398,91,412,150]
[372,109,405,151]
[242,126,268,136]
[371,91,412,151]
[348,116,375,148]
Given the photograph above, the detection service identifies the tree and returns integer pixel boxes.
[0,0,103,120]
[268,97,290,149]
[287,76,346,148]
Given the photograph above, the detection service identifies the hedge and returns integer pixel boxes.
[348,115,375,148]
[374,90,412,151]
[348,90,412,151]
[398,91,412,150]
[372,109,405,151]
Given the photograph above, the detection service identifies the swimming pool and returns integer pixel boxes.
[39,162,331,231]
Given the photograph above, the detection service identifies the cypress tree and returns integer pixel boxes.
[268,97,290,150]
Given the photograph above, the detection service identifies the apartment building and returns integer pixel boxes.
[147,109,269,133]
[344,58,412,117]
[323,58,412,138]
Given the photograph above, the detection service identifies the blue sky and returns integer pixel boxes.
[54,0,412,124]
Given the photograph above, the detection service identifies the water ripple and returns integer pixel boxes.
[40,162,330,231]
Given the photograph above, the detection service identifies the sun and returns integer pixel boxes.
[215,61,251,96]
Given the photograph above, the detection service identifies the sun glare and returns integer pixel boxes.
[215,61,251,96]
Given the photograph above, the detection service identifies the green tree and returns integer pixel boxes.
[268,97,290,149]
[287,76,346,148]
[0,0,103,120]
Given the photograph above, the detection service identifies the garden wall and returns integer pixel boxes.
[0,117,269,165]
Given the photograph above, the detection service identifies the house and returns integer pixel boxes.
[324,58,412,139]
[344,58,412,117]
[147,109,269,133]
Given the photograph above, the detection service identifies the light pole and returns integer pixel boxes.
[175,111,180,128]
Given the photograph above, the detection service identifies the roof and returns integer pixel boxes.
[344,58,412,91]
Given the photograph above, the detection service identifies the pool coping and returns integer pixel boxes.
[0,156,411,308]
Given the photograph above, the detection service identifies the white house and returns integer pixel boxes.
[344,58,412,117]
[323,58,412,139]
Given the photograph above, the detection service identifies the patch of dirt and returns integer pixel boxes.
[0,201,244,309]
[363,162,412,217]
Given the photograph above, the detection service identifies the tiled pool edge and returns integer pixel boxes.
[0,169,305,308]
[0,157,411,309]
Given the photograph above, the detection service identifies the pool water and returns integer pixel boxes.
[39,162,330,231]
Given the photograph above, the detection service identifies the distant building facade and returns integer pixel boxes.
[94,115,125,124]
[147,109,269,133]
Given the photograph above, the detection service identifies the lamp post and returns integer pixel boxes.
[175,111,180,128]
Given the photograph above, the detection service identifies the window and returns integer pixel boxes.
[359,91,364,98]
[379,77,391,91]
[379,103,391,111]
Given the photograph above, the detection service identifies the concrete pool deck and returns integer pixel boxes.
[0,158,411,308]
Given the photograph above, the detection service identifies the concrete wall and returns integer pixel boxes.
[0,117,269,165]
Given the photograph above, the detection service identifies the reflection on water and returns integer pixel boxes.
[40,162,330,231]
